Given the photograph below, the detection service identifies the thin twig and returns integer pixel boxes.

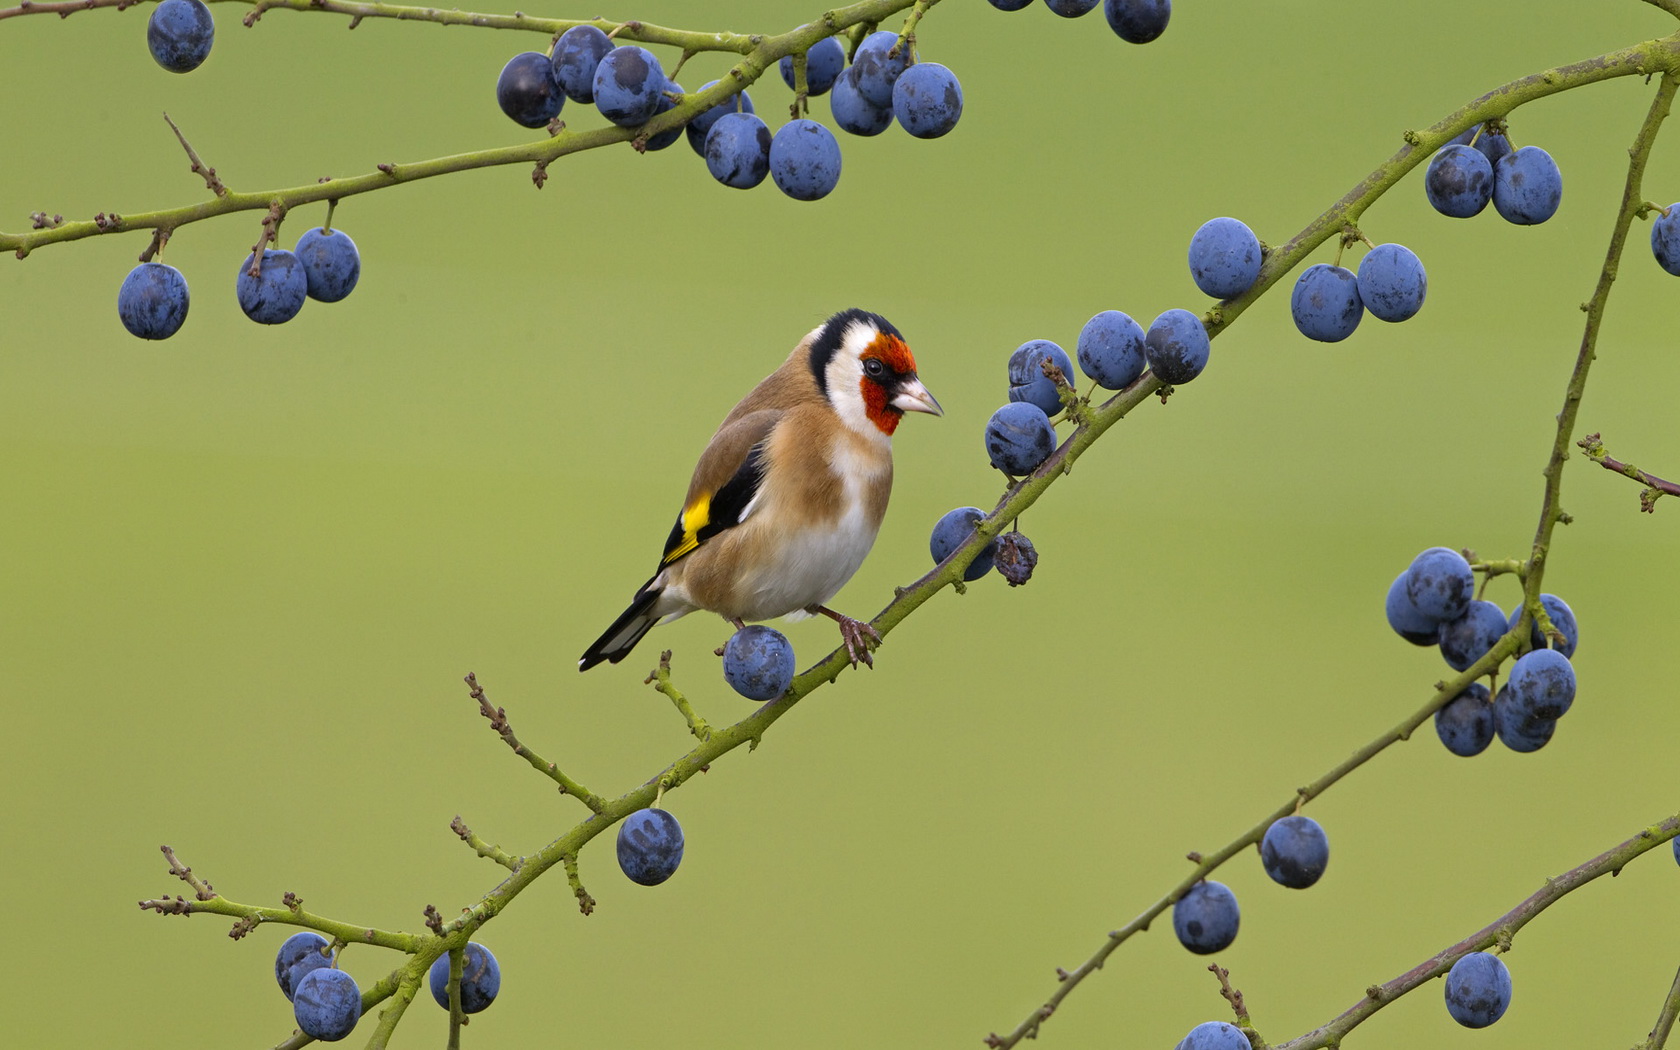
[466,673,607,811]
[645,651,713,742]
[162,112,228,197]
[450,816,521,871]
[1641,960,1680,1050]
[1577,431,1680,512]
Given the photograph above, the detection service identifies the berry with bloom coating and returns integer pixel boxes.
[1144,308,1210,384]
[1260,815,1329,889]
[1385,572,1440,646]
[769,119,842,201]
[1444,952,1512,1029]
[1494,685,1556,753]
[1007,339,1075,416]
[1173,880,1239,954]
[850,31,910,107]
[930,507,996,581]
[1508,593,1578,658]
[1435,683,1495,757]
[723,625,795,701]
[1356,243,1427,323]
[593,46,666,127]
[1437,599,1507,672]
[985,402,1056,476]
[1403,547,1473,622]
[1508,648,1575,720]
[1425,145,1493,218]
[778,37,846,96]
[117,262,190,340]
[1291,263,1363,342]
[1104,0,1170,43]
[1187,217,1261,299]
[892,62,964,139]
[686,82,755,156]
[147,0,214,73]
[705,112,772,189]
[617,808,685,885]
[274,931,331,1002]
[427,942,501,1014]
[552,25,613,102]
[295,228,361,303]
[831,68,894,136]
[236,250,308,325]
[496,52,564,129]
[1493,146,1562,225]
[1175,1021,1247,1050]
[1076,310,1146,390]
[293,968,362,1042]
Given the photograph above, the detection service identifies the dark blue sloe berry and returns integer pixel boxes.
[552,25,613,103]
[1652,204,1680,276]
[778,37,846,96]
[1356,243,1427,322]
[1173,880,1239,954]
[117,262,190,340]
[593,46,666,127]
[1494,685,1556,753]
[294,228,361,303]
[722,625,795,700]
[1103,0,1170,42]
[1175,1021,1247,1050]
[293,968,362,1042]
[1425,145,1493,218]
[1385,571,1441,645]
[988,0,1036,9]
[1187,217,1261,299]
[830,68,895,136]
[427,942,501,1014]
[686,81,754,156]
[496,51,564,129]
[1493,146,1562,225]
[892,62,963,139]
[1403,547,1473,622]
[1473,130,1513,168]
[1507,593,1578,658]
[705,112,772,189]
[985,402,1057,476]
[1444,952,1512,1029]
[1144,308,1210,384]
[236,250,308,325]
[1077,310,1146,390]
[1007,339,1075,416]
[931,507,996,581]
[769,119,842,201]
[1044,0,1099,16]
[1260,815,1329,889]
[1437,599,1508,672]
[147,0,214,74]
[850,31,910,107]
[274,931,331,1002]
[1435,682,1495,757]
[643,81,685,152]
[617,807,685,886]
[1508,648,1575,720]
[1291,263,1363,342]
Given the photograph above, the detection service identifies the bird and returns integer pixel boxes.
[579,308,942,672]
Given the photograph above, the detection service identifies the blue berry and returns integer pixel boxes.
[1507,594,1578,658]
[1493,146,1562,225]
[1473,129,1513,168]
[1187,217,1261,299]
[1356,243,1426,323]
[147,0,213,73]
[1435,683,1495,757]
[117,262,190,340]
[930,507,997,581]
[593,46,666,127]
[1494,685,1556,753]
[236,250,308,325]
[1045,0,1099,15]
[778,36,846,96]
[1385,572,1440,645]
[1144,308,1210,384]
[1007,339,1075,416]
[1425,145,1493,218]
[1674,837,1679,865]
[988,0,1036,9]
[1651,204,1680,275]
[1103,0,1170,42]
[1176,1021,1247,1050]
[705,112,771,189]
[1173,880,1239,954]
[552,25,612,103]
[427,942,501,1014]
[1291,263,1363,342]
[617,807,685,886]
[1260,815,1329,889]
[892,62,963,139]
[496,51,564,129]
[723,625,795,701]
[830,68,895,136]
[1437,599,1507,672]
[985,402,1057,476]
[294,228,360,303]
[686,81,754,156]
[769,119,842,201]
[1403,547,1473,622]
[1076,310,1146,390]
[850,31,909,107]
[1508,648,1575,720]
[293,967,362,1042]
[1444,952,1512,1029]
[643,80,685,152]
[274,931,331,1002]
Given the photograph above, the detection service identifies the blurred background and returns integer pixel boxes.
[2,1,1677,1047]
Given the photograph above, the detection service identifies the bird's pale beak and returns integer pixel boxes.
[892,377,944,416]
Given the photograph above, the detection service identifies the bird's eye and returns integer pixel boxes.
[863,358,887,378]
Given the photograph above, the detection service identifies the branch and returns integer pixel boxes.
[450,815,521,871]
[466,672,607,812]
[1644,0,1680,21]
[0,0,933,257]
[1275,814,1680,1050]
[137,870,420,952]
[645,651,713,742]
[1576,431,1680,512]
[1643,961,1680,1050]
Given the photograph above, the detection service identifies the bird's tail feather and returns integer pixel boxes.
[579,581,663,671]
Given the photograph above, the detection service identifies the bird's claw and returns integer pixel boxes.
[835,615,881,668]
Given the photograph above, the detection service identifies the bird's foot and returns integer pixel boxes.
[815,608,880,668]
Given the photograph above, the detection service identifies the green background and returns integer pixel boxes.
[2,1,1677,1046]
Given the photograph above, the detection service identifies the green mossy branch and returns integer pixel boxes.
[1642,960,1680,1050]
[0,0,934,258]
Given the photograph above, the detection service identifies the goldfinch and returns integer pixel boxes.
[579,308,941,672]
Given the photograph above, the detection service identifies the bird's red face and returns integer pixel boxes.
[859,333,941,435]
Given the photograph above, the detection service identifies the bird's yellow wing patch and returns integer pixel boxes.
[661,495,711,565]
